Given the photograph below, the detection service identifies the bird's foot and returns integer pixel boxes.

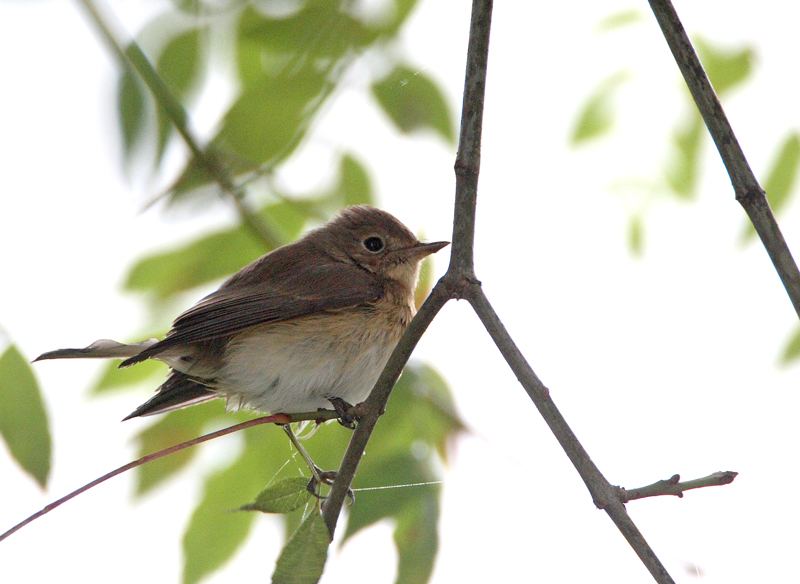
[306,467,355,504]
[328,397,358,429]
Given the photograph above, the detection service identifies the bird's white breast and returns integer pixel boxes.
[216,308,407,414]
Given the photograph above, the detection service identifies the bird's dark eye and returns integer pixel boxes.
[363,236,384,253]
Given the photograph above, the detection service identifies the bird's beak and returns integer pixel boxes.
[405,240,450,260]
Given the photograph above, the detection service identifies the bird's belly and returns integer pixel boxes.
[217,312,403,414]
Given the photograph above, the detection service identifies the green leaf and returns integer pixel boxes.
[694,37,755,96]
[780,325,800,365]
[236,5,373,86]
[665,113,703,199]
[338,154,375,207]
[155,27,205,163]
[117,65,147,159]
[764,133,800,213]
[377,364,464,463]
[0,345,51,488]
[394,494,439,584]
[372,65,456,145]
[272,508,330,584]
[415,255,435,311]
[169,66,330,199]
[91,357,167,395]
[125,223,270,300]
[219,69,327,165]
[345,452,439,540]
[343,363,462,542]
[570,71,630,145]
[124,200,326,301]
[182,422,277,584]
[742,133,800,242]
[596,9,644,32]
[132,401,226,496]
[158,27,203,100]
[239,477,311,514]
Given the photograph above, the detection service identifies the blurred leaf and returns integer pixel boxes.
[169,67,330,199]
[182,422,279,584]
[694,37,755,95]
[665,113,703,199]
[763,133,800,213]
[415,255,435,311]
[372,65,456,145]
[133,401,226,496]
[117,64,147,159]
[597,9,644,32]
[155,27,205,163]
[379,363,464,463]
[345,451,439,539]
[272,508,330,584]
[339,154,375,207]
[570,71,630,145]
[0,345,51,488]
[169,4,375,202]
[124,200,332,301]
[342,362,463,577]
[91,357,167,395]
[628,214,644,256]
[217,68,327,166]
[236,4,373,85]
[240,477,311,513]
[125,226,268,300]
[742,133,800,242]
[158,27,203,101]
[780,324,800,365]
[394,491,439,584]
[383,0,421,34]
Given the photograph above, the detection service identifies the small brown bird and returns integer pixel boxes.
[36,205,448,420]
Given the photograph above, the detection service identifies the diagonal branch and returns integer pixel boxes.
[0,409,340,543]
[75,0,281,249]
[648,0,800,318]
[321,0,494,536]
[465,285,675,584]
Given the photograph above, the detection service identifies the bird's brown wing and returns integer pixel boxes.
[121,262,382,367]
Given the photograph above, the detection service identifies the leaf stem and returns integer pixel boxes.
[74,0,281,248]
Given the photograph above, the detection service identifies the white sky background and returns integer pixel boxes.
[2,0,800,582]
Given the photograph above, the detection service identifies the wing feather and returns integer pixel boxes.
[121,260,382,366]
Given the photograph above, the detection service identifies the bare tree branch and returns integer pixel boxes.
[619,471,738,503]
[648,0,800,318]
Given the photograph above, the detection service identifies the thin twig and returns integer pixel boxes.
[647,0,800,317]
[75,0,281,248]
[320,0,494,538]
[619,471,738,503]
[0,410,339,543]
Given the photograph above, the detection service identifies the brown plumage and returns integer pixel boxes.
[36,206,448,419]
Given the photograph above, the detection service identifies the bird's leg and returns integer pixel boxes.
[281,424,353,503]
[328,397,358,429]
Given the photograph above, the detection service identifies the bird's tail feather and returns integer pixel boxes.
[122,372,216,420]
[34,339,160,362]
